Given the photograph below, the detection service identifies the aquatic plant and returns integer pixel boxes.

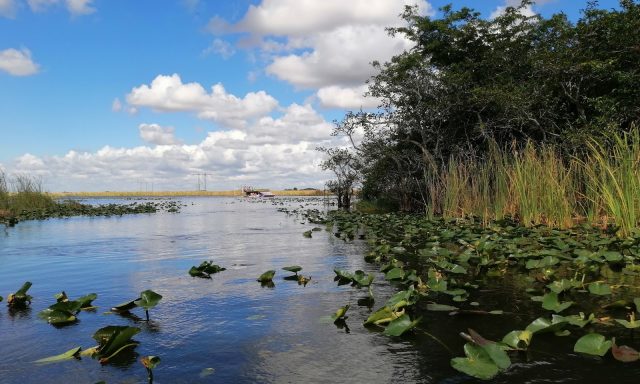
[141,355,161,383]
[7,281,32,308]
[257,270,276,283]
[189,261,226,278]
[135,290,163,321]
[282,265,302,276]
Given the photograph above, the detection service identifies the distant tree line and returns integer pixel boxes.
[321,0,640,212]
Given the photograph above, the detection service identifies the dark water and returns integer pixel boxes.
[1,197,639,383]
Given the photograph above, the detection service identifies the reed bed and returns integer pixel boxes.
[425,128,640,236]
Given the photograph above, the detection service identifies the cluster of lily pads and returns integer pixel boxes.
[322,209,640,380]
[4,281,163,382]
[257,266,311,286]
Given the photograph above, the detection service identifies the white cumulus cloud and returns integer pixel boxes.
[211,0,433,109]
[126,74,279,128]
[316,85,379,109]
[0,48,39,76]
[139,123,181,145]
[27,0,95,15]
[6,102,338,191]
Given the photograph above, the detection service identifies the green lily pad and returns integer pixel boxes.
[383,314,421,336]
[92,326,141,362]
[573,333,612,357]
[7,281,33,308]
[541,292,573,313]
[282,265,302,275]
[364,306,400,326]
[76,293,98,309]
[352,270,374,287]
[257,270,276,283]
[34,347,82,364]
[331,304,350,321]
[38,309,77,325]
[525,317,567,334]
[435,260,467,274]
[385,267,405,280]
[134,290,163,311]
[111,299,138,313]
[426,303,459,312]
[451,343,500,380]
[547,279,580,294]
[588,282,612,296]
[525,256,560,269]
[502,330,532,349]
[303,230,312,238]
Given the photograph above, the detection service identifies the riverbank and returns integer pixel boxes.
[49,189,327,198]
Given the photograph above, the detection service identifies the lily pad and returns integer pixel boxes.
[257,270,276,283]
[541,292,573,313]
[111,299,138,313]
[331,304,350,321]
[134,290,162,311]
[383,314,421,336]
[502,330,532,349]
[92,326,141,363]
[451,343,500,380]
[140,355,161,370]
[7,281,33,308]
[34,347,82,364]
[573,333,612,357]
[352,270,374,287]
[282,265,302,275]
[588,282,612,296]
[385,267,405,280]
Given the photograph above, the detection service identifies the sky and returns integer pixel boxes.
[0,0,622,192]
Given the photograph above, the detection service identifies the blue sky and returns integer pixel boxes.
[0,0,621,191]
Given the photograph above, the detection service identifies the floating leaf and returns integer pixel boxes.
[427,303,458,312]
[435,260,467,274]
[502,330,532,349]
[451,343,500,380]
[525,256,559,269]
[38,309,77,325]
[612,338,640,362]
[200,368,215,378]
[303,230,312,238]
[134,290,162,311]
[588,282,612,296]
[383,314,421,336]
[614,312,640,329]
[573,333,612,357]
[257,270,276,283]
[384,267,405,280]
[364,306,402,326]
[352,270,374,287]
[547,279,580,294]
[525,317,567,334]
[93,326,141,363]
[34,347,82,364]
[76,293,98,309]
[282,265,302,275]
[111,299,138,313]
[541,292,573,313]
[331,304,350,321]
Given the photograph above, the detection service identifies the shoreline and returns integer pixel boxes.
[48,189,328,198]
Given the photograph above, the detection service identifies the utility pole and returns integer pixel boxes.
[191,172,211,191]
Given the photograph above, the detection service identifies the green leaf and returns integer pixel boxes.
[303,230,312,238]
[501,330,532,349]
[547,279,579,294]
[383,314,421,336]
[189,266,210,278]
[257,270,276,283]
[364,306,400,326]
[111,299,138,312]
[385,267,405,280]
[588,282,612,296]
[38,309,77,325]
[573,333,612,357]
[450,343,500,380]
[282,265,302,274]
[482,343,511,370]
[525,256,560,269]
[525,317,567,334]
[541,292,573,313]
[426,303,459,312]
[435,260,467,274]
[94,326,141,359]
[34,347,82,364]
[331,304,350,321]
[134,290,163,311]
[352,270,374,287]
[76,293,98,308]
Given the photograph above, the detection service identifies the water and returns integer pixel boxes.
[1,197,639,383]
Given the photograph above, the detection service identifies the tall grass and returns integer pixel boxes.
[423,128,640,235]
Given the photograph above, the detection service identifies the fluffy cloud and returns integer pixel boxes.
[0,0,16,18]
[27,0,95,15]
[0,48,39,76]
[211,0,433,109]
[126,74,279,128]
[316,85,379,109]
[7,103,337,191]
[489,0,558,19]
[139,123,181,145]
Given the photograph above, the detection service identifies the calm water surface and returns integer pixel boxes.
[1,197,639,383]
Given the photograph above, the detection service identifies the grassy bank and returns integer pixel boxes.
[415,129,640,237]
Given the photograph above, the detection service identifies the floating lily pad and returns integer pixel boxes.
[427,303,459,312]
[34,347,82,364]
[588,282,612,296]
[541,292,573,313]
[7,281,33,308]
[451,343,500,380]
[502,330,532,349]
[573,333,612,357]
[383,314,421,336]
[257,270,276,283]
[92,326,141,363]
[282,265,302,275]
[385,267,405,280]
[612,338,640,362]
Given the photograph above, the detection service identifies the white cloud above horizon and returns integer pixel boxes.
[210,0,433,109]
[27,0,95,15]
[5,98,340,191]
[0,48,39,76]
[126,74,279,129]
[0,0,16,18]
